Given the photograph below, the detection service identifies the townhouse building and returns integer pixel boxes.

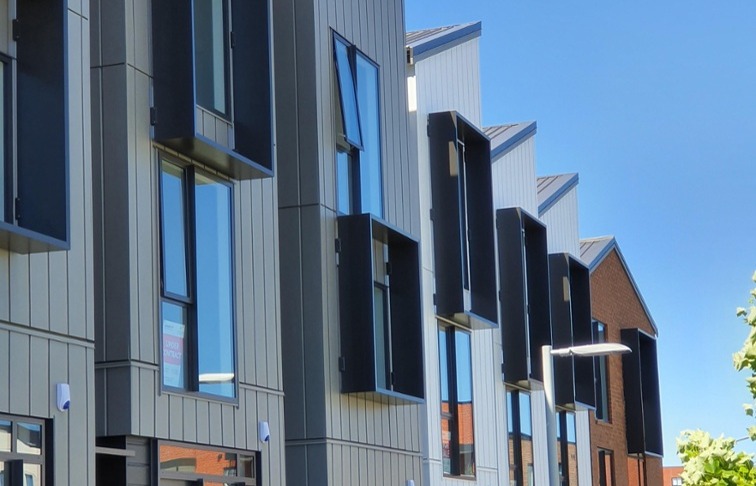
[407,21,599,486]
[580,236,663,486]
[0,1,95,484]
[275,0,425,484]
[91,0,285,484]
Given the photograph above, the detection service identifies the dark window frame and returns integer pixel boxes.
[0,414,50,486]
[597,448,615,486]
[158,153,238,402]
[332,31,383,218]
[336,213,423,402]
[428,111,496,329]
[507,388,534,486]
[0,0,69,253]
[439,324,476,478]
[157,440,259,485]
[192,0,233,119]
[593,320,610,422]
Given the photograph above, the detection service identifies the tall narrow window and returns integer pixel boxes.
[557,411,578,486]
[333,34,382,217]
[194,0,230,116]
[507,390,534,486]
[439,325,475,477]
[457,141,471,291]
[597,449,615,486]
[594,321,610,421]
[0,416,47,486]
[0,58,7,223]
[373,238,391,390]
[160,157,235,398]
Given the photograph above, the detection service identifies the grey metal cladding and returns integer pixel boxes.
[428,111,497,328]
[549,253,595,408]
[497,207,551,385]
[336,213,423,402]
[621,328,663,456]
[12,0,68,250]
[152,0,273,179]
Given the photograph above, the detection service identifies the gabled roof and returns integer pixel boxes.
[406,21,482,64]
[580,236,659,335]
[536,173,579,215]
[484,121,537,160]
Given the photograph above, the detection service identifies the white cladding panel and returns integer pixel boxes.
[540,187,581,257]
[576,410,593,486]
[491,136,539,214]
[412,37,509,486]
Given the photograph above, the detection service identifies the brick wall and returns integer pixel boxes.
[588,249,661,486]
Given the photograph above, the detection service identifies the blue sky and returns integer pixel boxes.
[405,0,756,464]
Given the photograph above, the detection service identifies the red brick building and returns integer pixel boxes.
[581,237,664,486]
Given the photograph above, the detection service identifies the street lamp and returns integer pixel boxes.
[542,342,631,485]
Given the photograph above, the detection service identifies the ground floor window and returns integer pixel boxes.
[159,442,258,485]
[598,448,615,486]
[507,389,534,486]
[0,415,47,486]
[439,324,475,477]
[556,411,578,486]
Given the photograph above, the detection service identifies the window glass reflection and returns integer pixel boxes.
[16,423,41,455]
[160,162,189,297]
[162,301,188,389]
[334,39,361,147]
[355,54,382,218]
[0,420,10,452]
[336,151,352,214]
[195,174,234,397]
[194,0,229,115]
[454,331,474,476]
[0,62,5,221]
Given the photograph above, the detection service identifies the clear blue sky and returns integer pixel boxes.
[405,0,756,465]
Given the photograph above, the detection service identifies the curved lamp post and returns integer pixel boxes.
[543,343,631,485]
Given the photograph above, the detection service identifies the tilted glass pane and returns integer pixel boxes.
[194,174,235,397]
[194,0,229,114]
[520,392,532,436]
[455,330,475,476]
[160,161,189,297]
[16,423,41,455]
[0,420,9,452]
[333,39,361,148]
[356,54,382,217]
[162,301,189,389]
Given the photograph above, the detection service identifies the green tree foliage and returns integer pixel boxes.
[677,272,756,485]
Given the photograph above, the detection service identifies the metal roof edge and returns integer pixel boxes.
[537,173,579,215]
[410,21,482,63]
[490,121,537,160]
[586,239,659,336]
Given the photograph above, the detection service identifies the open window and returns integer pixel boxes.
[429,111,496,329]
[621,328,663,457]
[549,253,594,408]
[333,33,382,217]
[152,0,273,179]
[0,0,68,253]
[497,207,551,386]
[336,213,423,402]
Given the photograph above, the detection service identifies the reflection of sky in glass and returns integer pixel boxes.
[336,151,352,214]
[439,329,449,401]
[160,163,188,297]
[334,40,361,147]
[507,391,514,432]
[194,0,228,114]
[195,175,234,397]
[566,412,576,443]
[17,423,41,455]
[356,55,382,217]
[520,392,532,436]
[455,331,472,402]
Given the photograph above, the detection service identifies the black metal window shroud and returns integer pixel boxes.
[336,213,423,402]
[428,111,496,329]
[152,0,273,180]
